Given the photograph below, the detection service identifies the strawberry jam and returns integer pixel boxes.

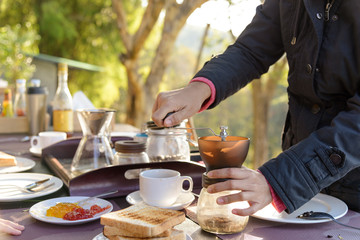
[62,204,111,221]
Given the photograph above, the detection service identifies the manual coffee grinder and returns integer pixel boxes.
[196,126,250,234]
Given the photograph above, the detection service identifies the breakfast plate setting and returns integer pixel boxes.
[0,157,36,173]
[126,190,195,211]
[30,196,113,225]
[252,193,348,224]
[0,173,63,202]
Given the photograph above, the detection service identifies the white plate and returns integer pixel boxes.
[29,147,42,157]
[252,193,348,224]
[30,196,113,225]
[0,157,36,173]
[0,173,63,202]
[92,232,192,240]
[126,190,195,211]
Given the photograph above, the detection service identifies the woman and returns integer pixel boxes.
[152,0,360,215]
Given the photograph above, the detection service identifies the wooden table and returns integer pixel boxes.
[1,134,360,240]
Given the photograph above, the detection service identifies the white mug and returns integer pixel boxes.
[30,131,67,150]
[139,169,193,208]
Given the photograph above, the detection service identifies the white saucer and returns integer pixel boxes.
[29,147,42,157]
[126,191,195,210]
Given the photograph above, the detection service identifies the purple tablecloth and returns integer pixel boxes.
[2,205,360,240]
[229,210,360,240]
[1,134,360,240]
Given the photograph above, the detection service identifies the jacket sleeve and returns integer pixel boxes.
[259,92,360,213]
[193,0,284,108]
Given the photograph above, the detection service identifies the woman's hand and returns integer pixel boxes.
[0,219,24,235]
[206,166,272,216]
[152,81,211,127]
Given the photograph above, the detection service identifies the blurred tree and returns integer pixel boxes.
[34,0,126,111]
[0,0,212,126]
[0,0,126,112]
[0,1,39,85]
[0,0,35,26]
[251,57,288,168]
[0,24,39,85]
[112,0,208,127]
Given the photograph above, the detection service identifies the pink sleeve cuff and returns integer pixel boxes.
[257,169,287,213]
[268,183,287,213]
[190,77,216,112]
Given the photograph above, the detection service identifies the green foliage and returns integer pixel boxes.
[0,24,39,84]
[123,0,145,34]
[0,0,36,27]
[35,0,126,109]
[39,1,78,54]
[0,0,152,112]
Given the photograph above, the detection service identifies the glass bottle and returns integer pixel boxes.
[30,79,41,87]
[197,173,249,234]
[52,63,73,135]
[2,88,13,117]
[14,79,27,116]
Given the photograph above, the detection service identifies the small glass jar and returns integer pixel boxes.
[114,141,149,165]
[146,122,190,162]
[114,140,150,179]
[197,173,249,234]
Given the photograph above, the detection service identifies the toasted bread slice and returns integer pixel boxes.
[105,229,185,240]
[0,151,16,167]
[100,204,185,237]
[104,226,171,238]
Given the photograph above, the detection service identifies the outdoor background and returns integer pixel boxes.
[0,0,289,168]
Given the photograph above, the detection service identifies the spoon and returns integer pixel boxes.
[297,211,360,230]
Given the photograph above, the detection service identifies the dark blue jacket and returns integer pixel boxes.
[194,0,360,213]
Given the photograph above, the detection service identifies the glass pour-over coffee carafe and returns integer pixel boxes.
[71,108,115,176]
[196,126,250,234]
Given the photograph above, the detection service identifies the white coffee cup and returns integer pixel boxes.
[30,131,67,150]
[139,169,193,208]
